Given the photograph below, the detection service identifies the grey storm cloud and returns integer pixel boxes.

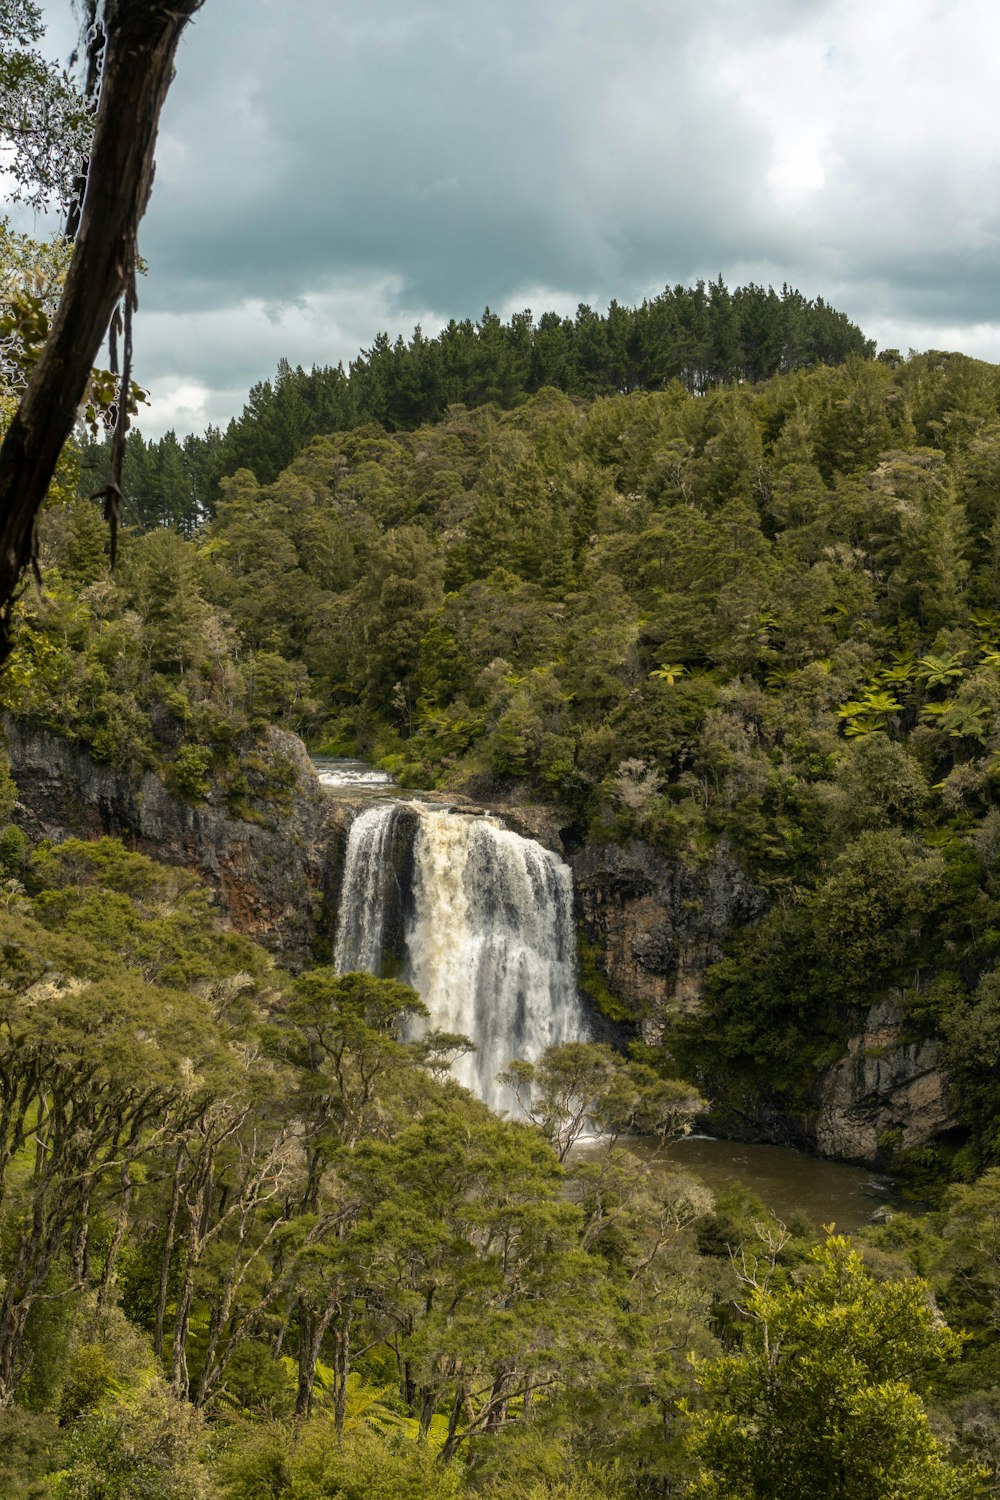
[30,0,1000,435]
[147,0,773,308]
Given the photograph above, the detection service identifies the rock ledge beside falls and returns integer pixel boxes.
[3,716,335,965]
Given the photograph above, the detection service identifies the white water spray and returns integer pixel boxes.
[332,804,405,975]
[333,802,588,1110]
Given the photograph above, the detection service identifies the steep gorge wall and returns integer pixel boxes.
[509,812,956,1167]
[3,720,956,1166]
[814,1000,954,1165]
[3,717,341,966]
[570,837,765,1022]
[577,841,955,1164]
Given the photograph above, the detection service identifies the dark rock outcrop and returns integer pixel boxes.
[814,1000,954,1164]
[570,838,766,1027]
[4,717,338,965]
[690,999,955,1167]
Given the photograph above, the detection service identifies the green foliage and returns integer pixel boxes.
[0,1408,61,1498]
[83,280,873,517]
[502,1041,706,1161]
[826,734,930,840]
[465,1426,631,1499]
[0,4,90,213]
[172,744,212,801]
[941,967,1000,1153]
[812,830,947,988]
[51,1382,208,1499]
[685,1236,985,1499]
[215,1419,461,1499]
[0,817,993,1498]
[577,927,638,1022]
[0,507,321,803]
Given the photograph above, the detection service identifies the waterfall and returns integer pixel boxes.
[332,803,417,975]
[333,802,587,1111]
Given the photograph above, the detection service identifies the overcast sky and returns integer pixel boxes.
[22,0,1000,439]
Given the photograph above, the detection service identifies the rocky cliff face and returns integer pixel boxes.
[570,837,766,1026]
[814,999,954,1165]
[556,828,953,1167]
[4,726,956,1167]
[4,717,338,966]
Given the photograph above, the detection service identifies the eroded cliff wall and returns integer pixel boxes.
[4,720,955,1166]
[4,717,339,965]
[571,838,765,1024]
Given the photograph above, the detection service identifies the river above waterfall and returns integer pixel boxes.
[312,756,397,793]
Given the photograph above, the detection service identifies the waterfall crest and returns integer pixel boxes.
[333,802,587,1110]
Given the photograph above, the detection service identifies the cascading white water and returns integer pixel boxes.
[333,801,588,1111]
[332,804,403,974]
[407,808,584,1109]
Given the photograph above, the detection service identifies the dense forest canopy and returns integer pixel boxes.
[79,278,873,532]
[18,339,1000,1185]
[0,828,989,1496]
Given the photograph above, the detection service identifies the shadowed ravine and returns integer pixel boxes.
[319,759,906,1226]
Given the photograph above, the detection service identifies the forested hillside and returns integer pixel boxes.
[14,277,1000,1489]
[6,0,1000,1488]
[26,345,1000,1184]
[79,279,872,530]
[0,824,991,1496]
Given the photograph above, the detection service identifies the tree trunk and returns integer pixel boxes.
[296,1291,340,1419]
[0,0,204,654]
[0,1219,73,1407]
[485,1368,510,1432]
[69,1181,91,1286]
[332,1306,353,1438]
[0,1301,31,1408]
[170,1274,194,1398]
[439,1385,470,1465]
[295,1302,317,1418]
[154,1147,184,1361]
[97,1166,133,1309]
[418,1389,437,1441]
[170,1167,210,1399]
